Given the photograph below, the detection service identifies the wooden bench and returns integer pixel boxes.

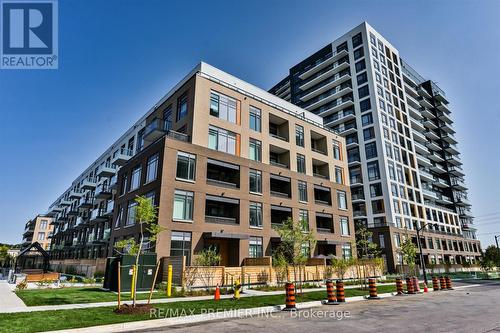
[25,272,60,282]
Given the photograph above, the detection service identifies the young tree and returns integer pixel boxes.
[479,245,500,276]
[330,257,353,280]
[399,236,417,277]
[355,224,380,259]
[114,195,162,307]
[273,217,316,292]
[189,246,221,290]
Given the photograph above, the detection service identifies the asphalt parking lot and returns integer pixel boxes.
[142,280,500,333]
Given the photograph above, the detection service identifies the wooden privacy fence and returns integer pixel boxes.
[161,256,383,288]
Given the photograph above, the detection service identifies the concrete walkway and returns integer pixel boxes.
[0,282,398,313]
[0,281,27,310]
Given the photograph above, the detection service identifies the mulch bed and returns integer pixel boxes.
[114,303,154,315]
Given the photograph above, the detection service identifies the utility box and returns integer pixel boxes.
[103,253,157,292]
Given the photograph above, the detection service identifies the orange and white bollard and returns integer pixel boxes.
[445,276,454,290]
[439,276,447,291]
[406,277,415,294]
[283,282,297,311]
[367,278,380,299]
[336,280,346,302]
[432,276,439,291]
[322,279,339,305]
[395,277,404,296]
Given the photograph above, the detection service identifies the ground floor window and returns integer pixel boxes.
[249,236,263,258]
[170,231,192,265]
[342,244,352,259]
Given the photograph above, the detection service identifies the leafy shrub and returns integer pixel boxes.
[16,279,27,290]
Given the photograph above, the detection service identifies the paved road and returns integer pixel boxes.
[140,281,500,333]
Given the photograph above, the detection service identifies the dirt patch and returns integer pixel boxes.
[114,303,154,315]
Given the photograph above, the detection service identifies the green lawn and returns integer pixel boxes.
[4,285,401,333]
[16,287,233,306]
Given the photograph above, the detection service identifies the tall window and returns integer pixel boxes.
[335,167,343,184]
[163,106,172,131]
[208,126,237,155]
[342,244,352,259]
[249,169,262,194]
[365,142,378,159]
[249,202,263,228]
[299,209,309,231]
[295,125,304,147]
[40,220,48,230]
[177,93,188,121]
[171,231,192,265]
[146,154,159,183]
[249,106,261,132]
[115,206,123,228]
[130,166,141,191]
[367,161,380,180]
[337,190,347,210]
[120,174,128,196]
[379,234,385,248]
[332,140,341,160]
[340,217,350,236]
[126,201,137,226]
[210,91,237,123]
[298,180,308,202]
[249,236,263,258]
[37,232,45,241]
[296,154,306,174]
[173,190,194,221]
[176,152,196,181]
[249,138,262,161]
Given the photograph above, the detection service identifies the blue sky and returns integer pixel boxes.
[1,0,499,247]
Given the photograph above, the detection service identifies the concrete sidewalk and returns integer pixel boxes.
[0,282,397,313]
[0,281,27,310]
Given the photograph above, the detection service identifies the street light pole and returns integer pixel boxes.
[495,235,499,249]
[415,226,427,286]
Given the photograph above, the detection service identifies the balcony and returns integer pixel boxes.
[269,114,289,142]
[75,216,85,227]
[60,199,72,206]
[455,197,471,207]
[312,158,330,180]
[444,143,459,155]
[430,163,446,174]
[323,108,355,127]
[423,118,438,130]
[441,133,457,144]
[410,118,425,132]
[353,210,367,218]
[314,184,332,206]
[298,48,349,81]
[81,177,97,190]
[310,131,328,155]
[112,148,134,166]
[351,191,365,203]
[422,188,438,200]
[436,194,453,205]
[104,201,114,216]
[335,121,357,136]
[428,151,444,163]
[49,205,63,214]
[413,141,428,155]
[412,129,427,143]
[424,130,440,141]
[78,197,93,210]
[416,154,432,167]
[270,174,292,198]
[417,86,432,99]
[97,162,117,177]
[206,159,240,189]
[300,75,351,103]
[445,154,461,166]
[314,96,354,117]
[67,205,79,216]
[144,118,165,143]
[426,141,441,151]
[205,195,240,225]
[69,189,84,199]
[433,177,448,188]
[436,102,451,114]
[316,213,334,233]
[451,178,467,190]
[271,205,292,226]
[418,97,433,109]
[449,166,464,177]
[95,184,112,201]
[418,169,434,182]
[269,145,290,170]
[406,95,420,109]
[90,208,107,223]
[350,175,363,186]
